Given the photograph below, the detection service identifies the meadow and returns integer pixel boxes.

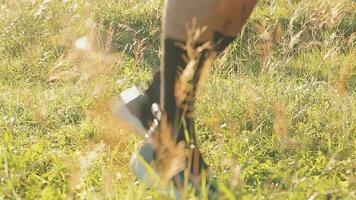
[0,0,355,199]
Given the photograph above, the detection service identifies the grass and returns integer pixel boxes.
[0,0,355,199]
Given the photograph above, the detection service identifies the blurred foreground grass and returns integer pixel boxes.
[0,0,355,199]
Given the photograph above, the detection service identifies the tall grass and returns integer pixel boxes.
[0,0,355,199]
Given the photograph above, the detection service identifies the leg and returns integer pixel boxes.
[116,0,258,195]
[160,0,220,185]
[160,0,258,180]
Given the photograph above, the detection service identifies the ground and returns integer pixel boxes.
[0,0,355,199]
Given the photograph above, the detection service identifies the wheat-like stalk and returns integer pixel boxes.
[175,20,215,117]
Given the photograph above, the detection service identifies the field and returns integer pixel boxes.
[0,0,355,199]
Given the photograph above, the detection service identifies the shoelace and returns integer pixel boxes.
[145,103,161,139]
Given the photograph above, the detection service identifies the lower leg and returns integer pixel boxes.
[118,1,258,193]
[144,0,258,189]
[144,0,241,182]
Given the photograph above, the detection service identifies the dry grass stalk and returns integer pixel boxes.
[337,49,355,95]
[105,22,115,53]
[48,20,128,148]
[272,101,297,148]
[48,20,120,83]
[175,20,214,116]
[45,20,129,197]
[152,115,189,187]
[273,102,290,141]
